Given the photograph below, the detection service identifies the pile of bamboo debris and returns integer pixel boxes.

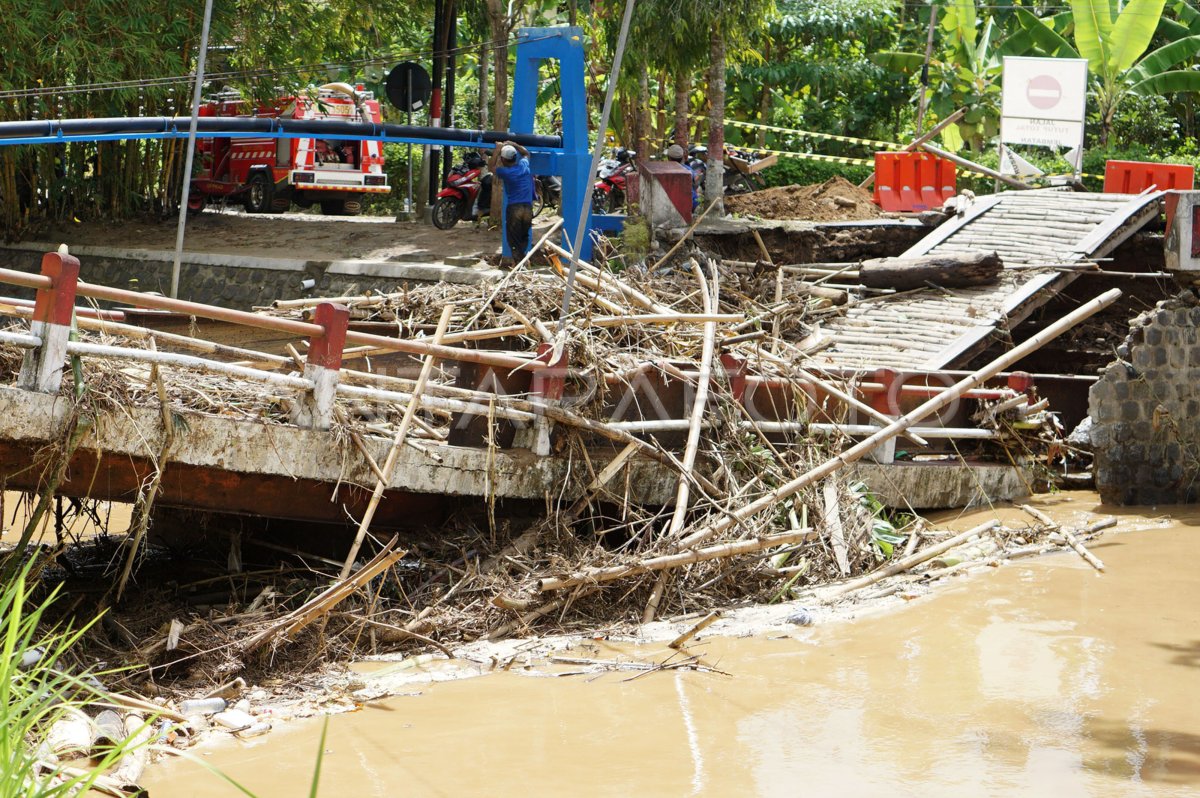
[0,250,1119,691]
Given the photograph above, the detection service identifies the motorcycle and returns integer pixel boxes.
[535,174,561,216]
[592,148,636,213]
[684,144,767,200]
[432,151,488,230]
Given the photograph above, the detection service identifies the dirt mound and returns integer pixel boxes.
[725,176,883,222]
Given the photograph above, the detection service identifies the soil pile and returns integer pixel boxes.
[725,176,883,222]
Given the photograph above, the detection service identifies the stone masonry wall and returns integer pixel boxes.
[1090,291,1200,505]
[0,244,497,309]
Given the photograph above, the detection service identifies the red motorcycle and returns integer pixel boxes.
[591,148,636,213]
[432,151,489,229]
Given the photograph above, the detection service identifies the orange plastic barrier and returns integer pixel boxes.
[873,152,956,212]
[1103,160,1195,194]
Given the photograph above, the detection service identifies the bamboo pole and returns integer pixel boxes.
[546,241,673,314]
[339,305,453,579]
[561,288,1122,584]
[858,108,967,189]
[825,520,998,597]
[1017,504,1105,572]
[919,142,1032,190]
[655,196,720,268]
[644,258,719,623]
[244,540,405,653]
[538,529,815,592]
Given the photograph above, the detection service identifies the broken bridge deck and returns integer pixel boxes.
[813,189,1163,370]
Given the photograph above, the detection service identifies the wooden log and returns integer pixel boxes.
[538,529,816,592]
[859,251,1003,291]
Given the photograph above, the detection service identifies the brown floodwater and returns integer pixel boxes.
[0,490,131,543]
[145,493,1200,797]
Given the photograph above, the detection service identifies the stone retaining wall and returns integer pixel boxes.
[1090,291,1200,504]
[0,243,499,308]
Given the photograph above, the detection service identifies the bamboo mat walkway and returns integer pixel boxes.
[812,189,1163,370]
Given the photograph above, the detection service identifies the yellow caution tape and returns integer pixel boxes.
[751,147,873,167]
[694,115,905,150]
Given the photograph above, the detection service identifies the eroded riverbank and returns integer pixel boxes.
[144,493,1199,796]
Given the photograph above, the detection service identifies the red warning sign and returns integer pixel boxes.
[1026,74,1062,110]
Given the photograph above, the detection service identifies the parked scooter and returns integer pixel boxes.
[432,151,489,230]
[592,148,637,213]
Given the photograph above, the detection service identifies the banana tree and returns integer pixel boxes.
[1017,0,1200,144]
[870,0,1034,150]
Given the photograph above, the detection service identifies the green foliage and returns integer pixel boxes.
[848,481,907,559]
[759,157,872,189]
[0,561,147,797]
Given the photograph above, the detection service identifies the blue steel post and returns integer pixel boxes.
[508,26,596,261]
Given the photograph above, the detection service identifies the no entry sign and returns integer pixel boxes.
[1000,56,1088,154]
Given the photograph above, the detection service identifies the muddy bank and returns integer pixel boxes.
[688,218,930,264]
[724,176,884,222]
[143,492,1200,796]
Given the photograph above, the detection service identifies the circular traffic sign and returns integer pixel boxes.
[385,62,432,112]
[1026,74,1062,110]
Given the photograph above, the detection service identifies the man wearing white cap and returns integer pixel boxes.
[489,140,535,263]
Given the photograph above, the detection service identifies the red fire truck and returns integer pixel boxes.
[189,83,390,216]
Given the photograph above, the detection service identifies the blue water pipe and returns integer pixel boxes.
[0,26,613,261]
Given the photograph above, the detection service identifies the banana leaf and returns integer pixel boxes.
[1107,0,1169,74]
[1012,8,1080,58]
[869,51,927,74]
[1125,34,1200,83]
[1070,0,1114,74]
[1130,68,1200,94]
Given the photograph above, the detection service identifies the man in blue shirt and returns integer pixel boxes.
[489,140,535,263]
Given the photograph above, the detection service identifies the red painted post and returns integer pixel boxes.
[1007,371,1034,405]
[530,342,567,455]
[719,353,746,404]
[19,251,81,392]
[305,302,350,371]
[294,302,349,430]
[530,342,567,401]
[870,367,899,416]
[869,367,900,464]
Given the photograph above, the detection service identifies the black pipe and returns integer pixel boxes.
[430,0,444,206]
[443,3,458,186]
[0,116,563,149]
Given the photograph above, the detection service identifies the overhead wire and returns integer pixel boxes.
[0,30,560,103]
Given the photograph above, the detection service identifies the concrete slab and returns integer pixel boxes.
[847,460,1030,510]
[0,385,678,525]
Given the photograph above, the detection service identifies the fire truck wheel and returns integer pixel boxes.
[269,193,291,213]
[186,193,207,216]
[431,197,460,230]
[244,172,274,214]
[319,199,359,216]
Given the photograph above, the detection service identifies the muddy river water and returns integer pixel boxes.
[145,493,1199,796]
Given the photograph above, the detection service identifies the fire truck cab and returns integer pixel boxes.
[189,83,390,216]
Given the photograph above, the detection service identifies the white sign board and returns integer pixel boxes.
[1000,56,1089,174]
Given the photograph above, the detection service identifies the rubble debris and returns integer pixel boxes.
[0,225,1130,767]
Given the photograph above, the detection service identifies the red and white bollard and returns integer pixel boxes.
[292,302,349,430]
[529,342,567,456]
[18,251,80,393]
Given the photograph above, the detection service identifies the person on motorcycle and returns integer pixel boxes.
[489,140,535,263]
[667,143,699,211]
